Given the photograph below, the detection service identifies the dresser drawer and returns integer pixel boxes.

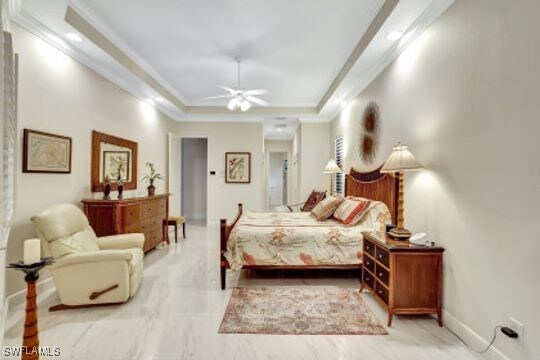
[363,240,375,256]
[363,255,375,274]
[122,205,140,224]
[124,220,149,234]
[148,216,164,230]
[375,246,389,268]
[141,200,165,219]
[375,263,390,286]
[374,280,389,305]
[362,269,375,290]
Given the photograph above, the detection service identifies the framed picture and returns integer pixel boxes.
[225,152,251,183]
[91,131,138,192]
[23,129,72,173]
[102,151,131,182]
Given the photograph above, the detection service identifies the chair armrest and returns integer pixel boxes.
[53,250,133,268]
[97,233,145,250]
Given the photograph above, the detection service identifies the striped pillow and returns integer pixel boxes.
[310,195,345,221]
[334,198,371,225]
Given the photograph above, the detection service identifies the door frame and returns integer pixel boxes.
[168,133,210,222]
[266,150,290,209]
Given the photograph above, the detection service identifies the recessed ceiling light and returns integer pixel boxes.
[386,31,404,41]
[154,97,164,102]
[65,32,83,42]
[277,128,283,132]
[146,99,155,106]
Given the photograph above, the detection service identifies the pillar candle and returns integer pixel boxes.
[23,239,41,265]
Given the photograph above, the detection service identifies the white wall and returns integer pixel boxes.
[173,122,264,222]
[181,138,207,220]
[330,1,540,359]
[6,24,174,296]
[299,122,330,199]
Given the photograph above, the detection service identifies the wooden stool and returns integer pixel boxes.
[163,216,186,243]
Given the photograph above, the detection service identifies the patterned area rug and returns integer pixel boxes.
[219,287,387,335]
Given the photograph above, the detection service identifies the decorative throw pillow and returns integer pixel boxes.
[311,195,344,221]
[334,198,371,225]
[302,190,327,211]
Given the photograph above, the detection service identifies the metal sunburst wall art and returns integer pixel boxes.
[360,101,380,163]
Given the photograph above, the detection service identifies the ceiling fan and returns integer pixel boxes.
[205,56,269,112]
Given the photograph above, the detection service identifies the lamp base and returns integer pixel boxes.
[387,227,412,240]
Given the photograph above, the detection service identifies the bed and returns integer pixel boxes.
[219,167,399,289]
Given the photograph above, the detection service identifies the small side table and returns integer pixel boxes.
[361,232,444,327]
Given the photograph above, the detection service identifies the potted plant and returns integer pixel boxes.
[142,162,164,196]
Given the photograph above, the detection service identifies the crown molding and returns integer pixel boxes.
[323,0,455,122]
[64,5,187,113]
[8,0,453,122]
[316,0,398,112]
[68,0,187,106]
[7,0,183,121]
[185,106,317,116]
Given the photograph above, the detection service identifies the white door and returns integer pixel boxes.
[269,153,286,206]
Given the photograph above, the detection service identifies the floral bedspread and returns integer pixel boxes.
[225,202,391,271]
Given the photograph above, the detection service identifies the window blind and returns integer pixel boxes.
[334,137,344,194]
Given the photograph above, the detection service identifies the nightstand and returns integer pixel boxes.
[361,231,444,327]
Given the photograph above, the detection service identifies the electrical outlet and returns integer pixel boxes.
[509,318,524,339]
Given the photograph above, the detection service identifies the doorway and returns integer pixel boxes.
[268,152,288,210]
[181,138,208,221]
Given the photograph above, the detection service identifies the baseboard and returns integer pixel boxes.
[7,277,55,311]
[443,310,511,360]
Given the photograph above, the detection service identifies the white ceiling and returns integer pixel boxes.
[263,117,300,140]
[75,0,383,107]
[10,0,454,122]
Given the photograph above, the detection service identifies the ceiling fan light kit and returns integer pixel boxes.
[207,57,269,112]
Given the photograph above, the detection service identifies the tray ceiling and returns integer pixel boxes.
[10,0,454,121]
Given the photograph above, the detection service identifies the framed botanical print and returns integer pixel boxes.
[23,129,72,173]
[102,151,131,182]
[91,131,138,192]
[225,152,251,184]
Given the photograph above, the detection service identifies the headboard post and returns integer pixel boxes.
[344,166,398,225]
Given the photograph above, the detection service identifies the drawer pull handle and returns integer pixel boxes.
[378,290,383,294]
[378,254,384,259]
[365,276,371,281]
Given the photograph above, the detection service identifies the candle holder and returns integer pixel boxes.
[8,257,54,360]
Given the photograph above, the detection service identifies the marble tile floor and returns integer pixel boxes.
[3,222,479,360]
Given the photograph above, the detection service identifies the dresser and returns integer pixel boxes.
[82,194,169,252]
[361,232,444,327]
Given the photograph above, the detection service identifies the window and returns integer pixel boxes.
[334,137,344,194]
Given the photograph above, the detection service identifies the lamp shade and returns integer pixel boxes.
[322,159,342,174]
[381,142,423,173]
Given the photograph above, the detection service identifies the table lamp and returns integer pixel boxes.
[381,142,423,239]
[322,159,342,196]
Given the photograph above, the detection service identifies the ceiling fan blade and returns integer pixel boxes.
[203,94,234,100]
[219,85,237,95]
[246,96,269,107]
[243,89,268,96]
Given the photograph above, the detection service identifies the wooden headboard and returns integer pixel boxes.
[344,166,398,224]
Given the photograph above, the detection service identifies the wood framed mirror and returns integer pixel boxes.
[91,131,138,192]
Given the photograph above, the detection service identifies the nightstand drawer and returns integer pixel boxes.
[375,280,389,305]
[375,264,389,286]
[362,269,375,290]
[363,240,375,256]
[375,246,389,267]
[364,255,375,274]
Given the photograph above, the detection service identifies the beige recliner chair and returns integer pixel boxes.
[31,203,144,311]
